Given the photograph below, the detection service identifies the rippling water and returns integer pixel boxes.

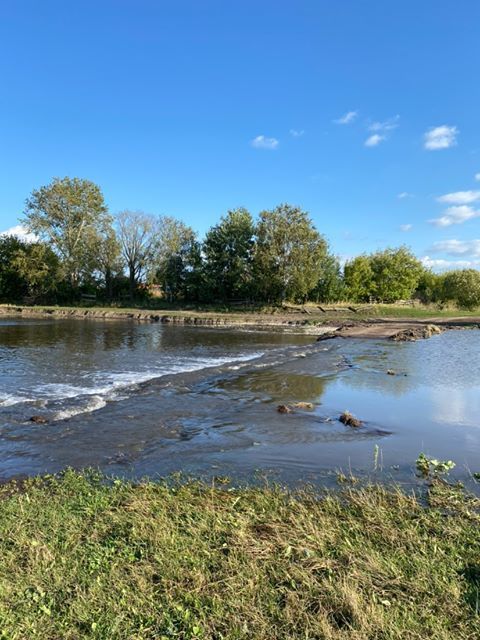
[0,318,479,487]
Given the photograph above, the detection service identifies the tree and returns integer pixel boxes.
[155,217,197,302]
[344,255,374,302]
[93,227,123,300]
[370,247,424,303]
[254,204,328,303]
[13,242,61,300]
[203,208,255,300]
[312,253,344,303]
[23,177,111,289]
[415,269,443,304]
[116,210,159,299]
[0,236,30,301]
[442,269,480,309]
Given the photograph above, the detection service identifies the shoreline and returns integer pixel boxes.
[1,303,480,339]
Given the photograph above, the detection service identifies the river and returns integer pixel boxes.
[0,317,479,487]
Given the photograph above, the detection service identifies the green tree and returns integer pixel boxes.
[23,177,111,289]
[254,204,328,302]
[343,255,374,302]
[312,253,344,303]
[0,236,29,301]
[203,208,255,300]
[155,216,197,302]
[370,247,424,303]
[13,242,61,300]
[415,269,443,304]
[442,269,480,309]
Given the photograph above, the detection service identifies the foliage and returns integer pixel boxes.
[156,217,198,301]
[12,242,62,299]
[254,204,328,302]
[370,247,424,303]
[415,269,444,304]
[416,453,456,477]
[0,236,30,301]
[344,248,424,303]
[0,471,479,639]
[203,208,255,300]
[442,269,480,309]
[311,253,345,303]
[4,175,479,307]
[344,255,374,302]
[23,177,111,288]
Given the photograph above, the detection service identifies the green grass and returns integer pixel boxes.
[0,471,479,639]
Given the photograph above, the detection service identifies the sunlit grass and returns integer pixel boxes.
[0,471,479,639]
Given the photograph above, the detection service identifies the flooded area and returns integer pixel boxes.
[0,318,479,488]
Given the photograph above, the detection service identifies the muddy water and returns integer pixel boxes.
[0,318,479,487]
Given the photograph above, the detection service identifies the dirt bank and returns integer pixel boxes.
[319,318,480,340]
[1,305,479,339]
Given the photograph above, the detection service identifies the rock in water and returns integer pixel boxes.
[277,404,293,414]
[291,402,314,410]
[339,411,362,428]
[29,415,48,424]
[391,324,443,342]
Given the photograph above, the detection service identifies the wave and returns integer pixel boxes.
[23,352,265,421]
[54,395,107,420]
[0,394,29,407]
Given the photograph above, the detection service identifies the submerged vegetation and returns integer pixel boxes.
[1,176,480,310]
[0,470,479,639]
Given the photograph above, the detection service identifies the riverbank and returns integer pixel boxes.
[1,303,480,339]
[0,471,478,639]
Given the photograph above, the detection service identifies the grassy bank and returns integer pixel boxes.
[0,472,479,639]
[1,302,480,327]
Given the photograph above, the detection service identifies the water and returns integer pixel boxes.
[0,317,479,488]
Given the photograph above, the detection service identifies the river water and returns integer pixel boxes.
[0,317,479,487]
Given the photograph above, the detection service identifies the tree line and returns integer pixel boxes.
[1,176,479,309]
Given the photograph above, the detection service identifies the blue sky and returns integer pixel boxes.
[1,0,479,269]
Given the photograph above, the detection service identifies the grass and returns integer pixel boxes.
[0,471,479,639]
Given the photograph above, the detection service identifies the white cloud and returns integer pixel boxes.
[289,129,304,137]
[437,190,480,205]
[421,256,480,271]
[368,115,400,133]
[251,135,279,150]
[334,111,358,125]
[475,173,480,182]
[397,192,413,199]
[364,115,399,147]
[429,205,480,227]
[424,125,458,150]
[365,134,385,147]
[399,224,412,232]
[429,239,480,257]
[0,224,37,243]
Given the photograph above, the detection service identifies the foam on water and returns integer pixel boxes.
[30,352,265,421]
[0,394,29,407]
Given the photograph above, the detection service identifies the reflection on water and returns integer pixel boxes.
[0,318,479,488]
